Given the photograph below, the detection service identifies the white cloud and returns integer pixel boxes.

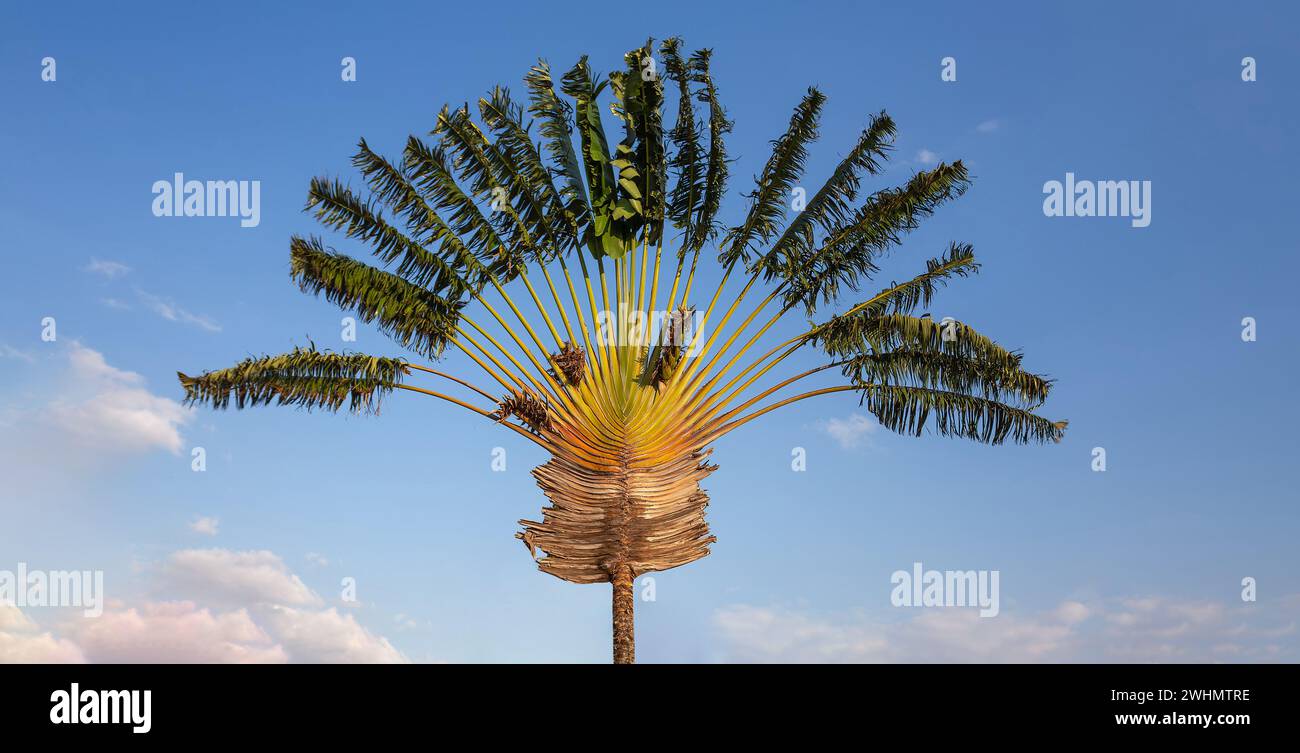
[159,549,322,608]
[714,595,1299,663]
[66,601,285,663]
[67,341,141,384]
[82,258,131,279]
[1055,600,1091,624]
[2,548,408,664]
[189,516,220,536]
[0,605,86,663]
[305,552,329,568]
[135,288,221,332]
[46,342,192,455]
[263,606,407,663]
[975,119,1001,133]
[817,413,877,449]
[915,149,939,166]
[713,603,1072,662]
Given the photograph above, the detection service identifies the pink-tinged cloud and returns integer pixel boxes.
[67,601,286,663]
[714,595,1298,663]
[262,606,407,663]
[0,605,86,663]
[0,548,409,664]
[160,549,321,607]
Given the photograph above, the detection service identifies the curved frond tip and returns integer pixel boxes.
[289,235,464,359]
[860,384,1068,445]
[178,345,409,414]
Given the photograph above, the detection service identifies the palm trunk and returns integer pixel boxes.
[517,448,719,664]
[611,564,635,664]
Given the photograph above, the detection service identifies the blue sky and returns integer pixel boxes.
[1,1,1297,662]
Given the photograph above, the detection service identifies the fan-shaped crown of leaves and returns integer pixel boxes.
[178,37,1064,662]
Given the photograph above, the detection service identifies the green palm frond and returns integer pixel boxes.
[524,59,591,228]
[306,175,476,298]
[859,384,1067,445]
[349,139,503,294]
[290,235,464,358]
[435,104,549,263]
[560,57,628,259]
[178,345,409,413]
[786,161,971,311]
[842,349,1052,409]
[813,311,1030,383]
[719,87,825,268]
[757,111,896,282]
[479,86,582,250]
[402,136,518,273]
[350,140,444,238]
[661,37,705,257]
[689,48,731,255]
[474,89,570,257]
[609,39,667,245]
[802,241,979,317]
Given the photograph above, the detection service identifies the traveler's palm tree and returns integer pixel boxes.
[179,40,1065,663]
